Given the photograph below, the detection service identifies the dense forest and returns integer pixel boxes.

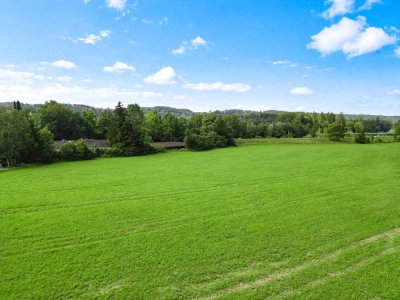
[1,101,399,166]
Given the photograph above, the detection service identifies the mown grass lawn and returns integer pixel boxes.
[1,143,400,299]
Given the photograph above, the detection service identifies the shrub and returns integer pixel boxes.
[95,145,157,158]
[152,144,167,153]
[327,122,345,141]
[184,132,215,151]
[95,147,124,158]
[106,147,123,157]
[59,139,94,161]
[354,131,370,144]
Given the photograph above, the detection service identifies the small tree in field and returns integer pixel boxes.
[354,121,370,144]
[108,102,130,150]
[327,122,346,141]
[354,131,370,144]
[108,102,150,155]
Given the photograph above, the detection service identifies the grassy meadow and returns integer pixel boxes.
[1,143,400,299]
[236,136,397,145]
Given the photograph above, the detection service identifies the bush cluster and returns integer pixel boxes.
[59,139,95,161]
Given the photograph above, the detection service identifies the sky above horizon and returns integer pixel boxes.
[0,0,399,114]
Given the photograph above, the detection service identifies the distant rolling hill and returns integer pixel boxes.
[0,101,399,121]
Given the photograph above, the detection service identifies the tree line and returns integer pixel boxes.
[1,100,399,166]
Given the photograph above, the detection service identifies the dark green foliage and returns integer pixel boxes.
[327,115,346,141]
[0,108,34,166]
[81,109,99,138]
[107,102,151,155]
[126,104,146,149]
[97,109,114,139]
[361,117,392,133]
[13,101,22,110]
[146,111,164,142]
[184,114,235,150]
[162,113,186,142]
[1,99,398,166]
[184,131,216,151]
[152,144,167,153]
[354,131,370,144]
[0,106,57,165]
[345,117,393,134]
[108,101,130,149]
[146,112,187,142]
[211,115,235,146]
[59,139,94,161]
[2,101,397,144]
[34,101,86,140]
[223,115,244,138]
[395,120,400,141]
[33,101,98,140]
[38,127,56,162]
[94,147,125,158]
[354,122,371,144]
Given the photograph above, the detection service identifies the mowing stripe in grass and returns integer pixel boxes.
[197,227,400,299]
[267,247,399,300]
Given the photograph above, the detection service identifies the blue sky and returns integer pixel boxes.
[0,0,399,114]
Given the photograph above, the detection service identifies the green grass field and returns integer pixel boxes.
[236,136,397,145]
[1,143,400,299]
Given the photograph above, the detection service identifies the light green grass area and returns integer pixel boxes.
[1,144,400,299]
[236,137,353,145]
[236,136,397,145]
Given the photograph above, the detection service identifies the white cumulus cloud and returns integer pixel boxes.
[172,36,207,55]
[0,69,44,82]
[342,27,397,58]
[48,60,77,69]
[322,0,354,19]
[359,0,381,11]
[104,61,135,73]
[308,17,396,58]
[191,36,207,48]
[183,81,251,93]
[290,87,314,95]
[144,66,177,85]
[77,30,111,45]
[0,83,163,108]
[99,30,111,38]
[106,0,127,10]
[172,46,186,55]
